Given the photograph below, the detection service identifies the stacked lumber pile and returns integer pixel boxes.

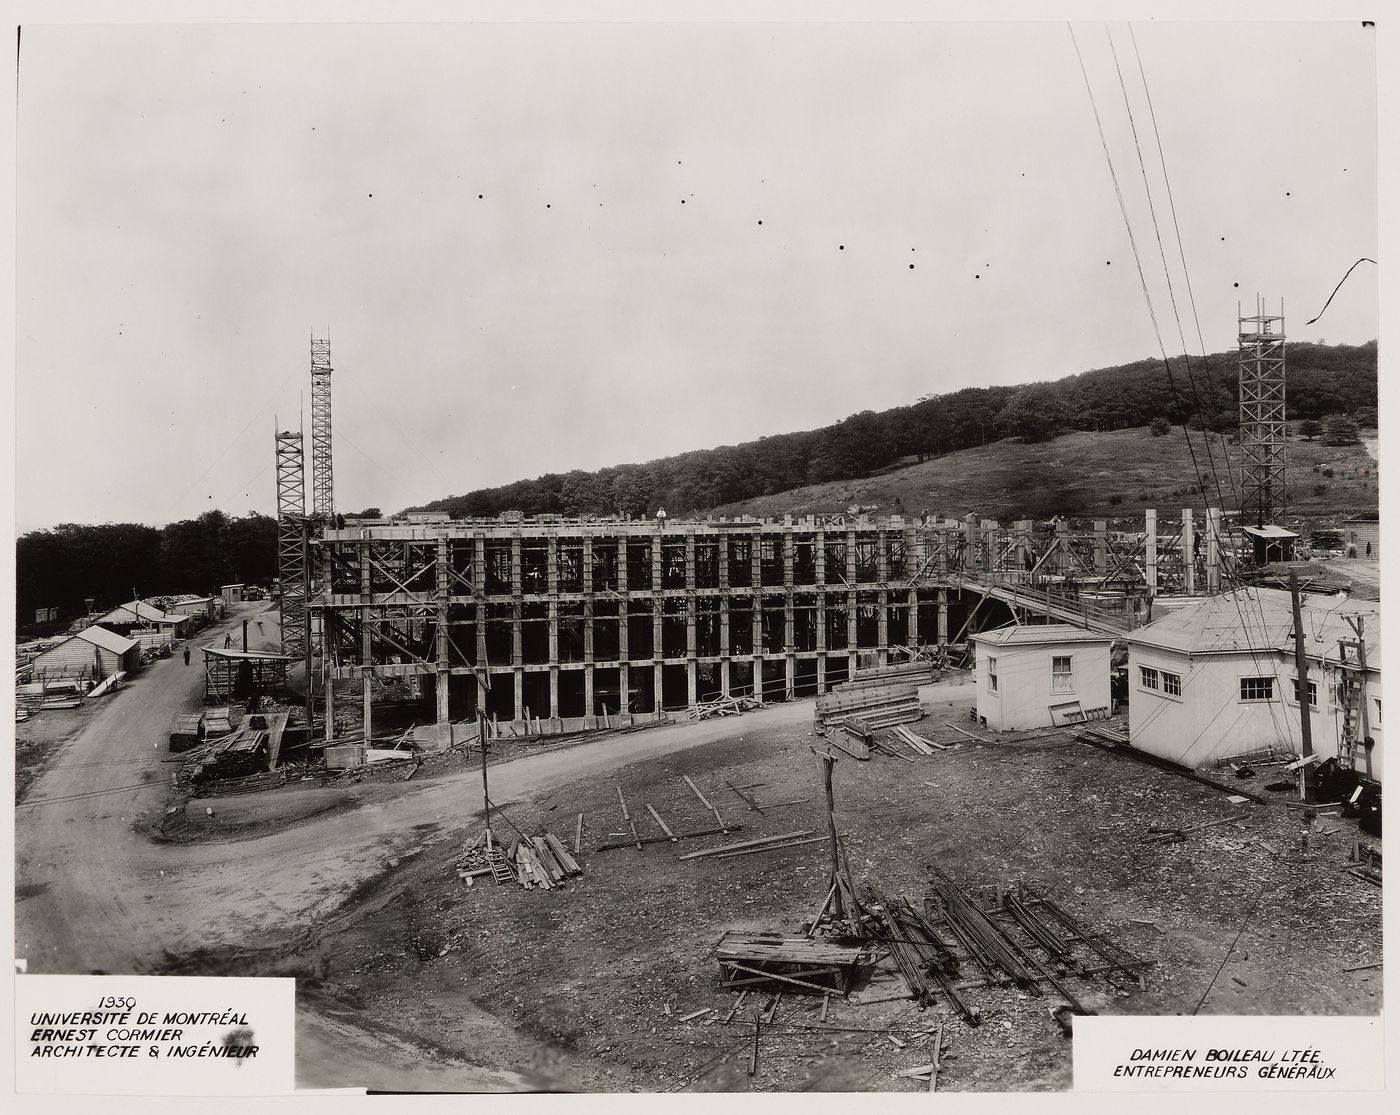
[715,931,870,996]
[190,726,268,781]
[168,714,206,752]
[814,682,922,731]
[689,694,762,721]
[456,829,583,889]
[843,661,939,690]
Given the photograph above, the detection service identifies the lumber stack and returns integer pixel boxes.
[457,828,585,889]
[843,661,939,690]
[190,726,268,781]
[814,682,922,731]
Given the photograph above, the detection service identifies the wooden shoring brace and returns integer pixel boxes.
[928,1020,944,1092]
[812,747,861,924]
[748,1011,761,1077]
[683,774,730,832]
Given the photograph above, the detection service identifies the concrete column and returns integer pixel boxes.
[686,659,698,707]
[548,664,559,721]
[585,662,594,717]
[513,668,524,722]
[1207,507,1222,594]
[964,514,979,573]
[720,657,730,698]
[877,590,889,665]
[1094,520,1108,576]
[324,673,335,741]
[1144,510,1158,595]
[546,536,558,595]
[547,599,559,719]
[937,588,949,644]
[1183,508,1196,595]
[653,653,665,712]
[360,540,373,742]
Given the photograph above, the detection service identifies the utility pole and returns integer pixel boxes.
[479,709,491,839]
[1289,568,1313,801]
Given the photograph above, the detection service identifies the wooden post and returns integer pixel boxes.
[479,709,491,837]
[816,749,844,921]
[1289,568,1314,801]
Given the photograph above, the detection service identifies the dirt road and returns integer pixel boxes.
[17,620,971,1088]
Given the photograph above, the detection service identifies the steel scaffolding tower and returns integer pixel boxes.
[276,428,308,658]
[1238,297,1287,527]
[310,336,334,523]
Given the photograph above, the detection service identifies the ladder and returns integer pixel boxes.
[484,829,515,885]
[1336,637,1368,772]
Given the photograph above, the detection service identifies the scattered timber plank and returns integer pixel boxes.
[723,990,749,1024]
[945,722,990,743]
[711,836,825,860]
[544,832,582,874]
[762,798,811,808]
[762,992,782,1024]
[748,1013,760,1076]
[594,823,745,853]
[678,1007,712,1023]
[1343,961,1382,972]
[1076,733,1268,803]
[683,775,731,831]
[820,991,830,1023]
[574,812,584,856]
[646,803,678,842]
[679,830,815,861]
[929,1020,944,1092]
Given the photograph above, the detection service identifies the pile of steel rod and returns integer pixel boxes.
[869,889,979,1025]
[926,868,1040,991]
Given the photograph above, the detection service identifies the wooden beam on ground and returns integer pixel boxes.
[647,803,678,842]
[712,836,825,860]
[573,811,584,856]
[594,823,744,853]
[679,829,814,861]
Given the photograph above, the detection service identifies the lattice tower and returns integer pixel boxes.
[1238,297,1286,527]
[276,428,308,658]
[310,336,334,522]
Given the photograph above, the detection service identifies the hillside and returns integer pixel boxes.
[411,340,1376,521]
[713,426,1379,526]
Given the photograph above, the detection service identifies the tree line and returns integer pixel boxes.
[411,340,1377,520]
[16,511,277,630]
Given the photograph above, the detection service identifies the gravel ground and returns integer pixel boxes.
[301,694,1382,1092]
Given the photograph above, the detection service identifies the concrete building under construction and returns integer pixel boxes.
[310,507,1233,742]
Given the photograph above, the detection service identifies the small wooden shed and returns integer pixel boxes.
[30,626,139,685]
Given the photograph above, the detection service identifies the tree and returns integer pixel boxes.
[1149,416,1171,437]
[993,384,1071,443]
[1353,405,1378,429]
[1323,414,1360,447]
[1297,419,1323,441]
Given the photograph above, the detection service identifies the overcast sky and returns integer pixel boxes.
[14,19,1377,531]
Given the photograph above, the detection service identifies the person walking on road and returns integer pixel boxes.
[183,647,191,666]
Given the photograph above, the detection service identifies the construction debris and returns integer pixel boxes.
[689,694,762,721]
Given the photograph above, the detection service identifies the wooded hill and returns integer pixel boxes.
[410,340,1377,520]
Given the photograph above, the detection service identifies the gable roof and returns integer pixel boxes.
[970,623,1113,648]
[1129,587,1380,668]
[73,626,139,655]
[95,600,185,625]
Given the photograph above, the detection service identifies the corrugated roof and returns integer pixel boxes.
[1130,587,1380,668]
[74,626,139,655]
[1241,525,1300,540]
[970,623,1114,647]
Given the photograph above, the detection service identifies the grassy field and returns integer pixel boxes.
[714,426,1379,528]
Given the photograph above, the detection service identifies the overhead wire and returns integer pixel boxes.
[1076,23,1299,750]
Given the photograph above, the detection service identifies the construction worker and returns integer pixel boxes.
[183,647,191,666]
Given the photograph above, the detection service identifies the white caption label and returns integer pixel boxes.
[16,974,295,1095]
[1074,1014,1383,1091]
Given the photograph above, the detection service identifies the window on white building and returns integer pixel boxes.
[1240,676,1275,702]
[1051,655,1073,692]
[1162,671,1181,697]
[1139,665,1159,690]
[1292,678,1318,708]
[1374,697,1382,725]
[987,656,998,692]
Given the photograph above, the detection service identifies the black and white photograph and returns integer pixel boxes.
[7,4,1386,1099]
